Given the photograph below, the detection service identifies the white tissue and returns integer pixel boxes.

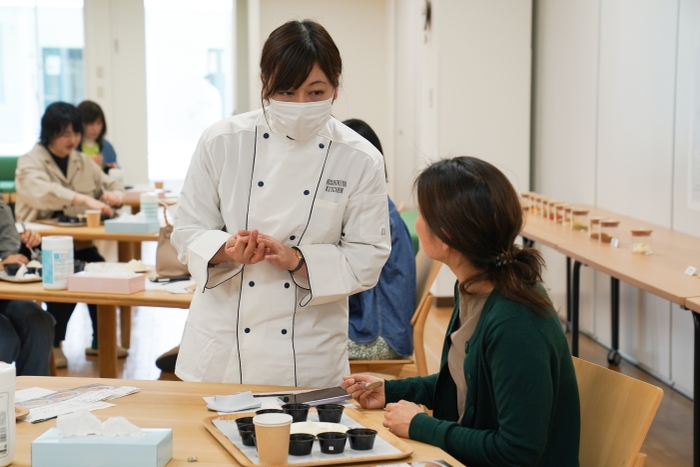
[57,411,143,437]
[57,410,103,436]
[101,417,142,437]
[84,263,138,278]
[206,391,261,412]
[15,264,28,278]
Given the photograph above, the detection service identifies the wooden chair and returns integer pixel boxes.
[573,357,663,467]
[350,248,442,377]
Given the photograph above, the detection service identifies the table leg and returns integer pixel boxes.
[608,277,621,366]
[571,260,584,357]
[693,310,700,467]
[117,241,133,350]
[132,242,142,260]
[97,304,118,378]
[566,256,572,334]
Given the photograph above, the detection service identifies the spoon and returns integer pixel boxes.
[360,381,383,390]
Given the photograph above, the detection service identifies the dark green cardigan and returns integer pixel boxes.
[385,288,580,467]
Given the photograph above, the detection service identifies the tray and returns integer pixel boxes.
[0,271,42,283]
[204,407,412,467]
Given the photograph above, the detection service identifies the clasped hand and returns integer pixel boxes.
[223,230,299,271]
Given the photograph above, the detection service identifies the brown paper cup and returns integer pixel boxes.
[154,181,164,189]
[86,210,101,228]
[253,413,292,465]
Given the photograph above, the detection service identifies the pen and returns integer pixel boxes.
[149,276,190,283]
[31,416,57,424]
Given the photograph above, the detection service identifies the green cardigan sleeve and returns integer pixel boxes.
[408,314,558,467]
[385,374,439,409]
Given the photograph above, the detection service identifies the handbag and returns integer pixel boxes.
[156,202,190,277]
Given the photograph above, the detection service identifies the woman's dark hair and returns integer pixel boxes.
[77,100,107,144]
[40,102,83,147]
[342,118,387,181]
[260,20,341,103]
[416,156,552,315]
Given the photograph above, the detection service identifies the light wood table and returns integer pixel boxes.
[33,223,160,349]
[0,280,191,378]
[522,205,700,467]
[13,377,463,467]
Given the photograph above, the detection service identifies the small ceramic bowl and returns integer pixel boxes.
[3,263,20,276]
[316,404,344,423]
[288,433,315,456]
[282,403,310,423]
[238,424,256,447]
[346,428,377,450]
[317,432,347,454]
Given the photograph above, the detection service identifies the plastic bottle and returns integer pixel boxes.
[41,236,74,290]
[0,362,16,466]
[140,192,158,221]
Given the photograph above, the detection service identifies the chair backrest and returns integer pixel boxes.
[410,249,442,375]
[414,247,441,305]
[573,357,663,467]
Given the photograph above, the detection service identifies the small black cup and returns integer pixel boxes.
[73,260,86,273]
[316,404,344,423]
[238,424,256,447]
[289,433,315,456]
[254,408,284,416]
[317,432,347,454]
[282,403,310,423]
[26,266,42,277]
[234,417,254,429]
[346,428,378,450]
[3,263,20,276]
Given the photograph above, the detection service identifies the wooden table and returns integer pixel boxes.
[0,280,191,378]
[522,205,700,466]
[12,377,463,467]
[33,223,160,348]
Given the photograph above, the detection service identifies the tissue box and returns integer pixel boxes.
[68,272,146,294]
[104,218,160,234]
[32,428,173,467]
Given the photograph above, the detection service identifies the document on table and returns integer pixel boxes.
[15,384,139,423]
[145,279,197,294]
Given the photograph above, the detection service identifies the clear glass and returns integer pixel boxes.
[572,210,589,231]
[145,0,233,181]
[538,197,549,217]
[556,204,565,224]
[563,207,572,228]
[549,202,563,221]
[521,193,530,211]
[589,217,603,240]
[631,229,652,254]
[0,0,84,156]
[600,221,620,244]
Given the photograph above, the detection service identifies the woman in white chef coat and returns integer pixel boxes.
[172,20,391,388]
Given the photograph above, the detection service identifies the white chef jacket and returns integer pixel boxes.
[172,109,391,388]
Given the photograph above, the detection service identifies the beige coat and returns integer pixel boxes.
[15,143,123,222]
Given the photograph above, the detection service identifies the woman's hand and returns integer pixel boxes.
[383,400,424,438]
[223,230,267,264]
[257,233,300,271]
[19,229,41,248]
[92,154,104,167]
[2,254,29,265]
[74,193,113,217]
[101,191,123,207]
[341,375,386,409]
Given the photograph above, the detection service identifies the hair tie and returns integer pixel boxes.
[493,251,515,268]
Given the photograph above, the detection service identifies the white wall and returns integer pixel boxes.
[83,0,149,186]
[534,0,699,395]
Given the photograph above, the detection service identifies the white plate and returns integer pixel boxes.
[0,271,42,283]
[290,421,349,436]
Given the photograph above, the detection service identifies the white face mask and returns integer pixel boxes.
[268,97,334,141]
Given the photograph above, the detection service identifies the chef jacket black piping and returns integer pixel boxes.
[292,284,298,387]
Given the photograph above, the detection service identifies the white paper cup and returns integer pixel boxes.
[253,413,292,465]
[85,209,101,228]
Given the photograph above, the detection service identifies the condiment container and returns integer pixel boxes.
[549,201,564,221]
[41,236,74,290]
[521,193,531,211]
[589,217,604,240]
[571,209,589,231]
[538,197,549,217]
[631,229,652,255]
[563,206,573,228]
[556,204,566,224]
[0,363,15,466]
[600,219,620,244]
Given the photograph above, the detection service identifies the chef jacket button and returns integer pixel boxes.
[244,328,250,333]
[303,190,310,195]
[284,283,290,289]
[319,143,325,149]
[249,281,255,287]
[464,343,469,351]
[263,133,269,139]
[341,232,345,236]
[281,329,288,335]
[466,373,472,380]
[289,235,296,240]
[258,181,264,187]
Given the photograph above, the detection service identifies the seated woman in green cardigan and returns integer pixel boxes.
[342,156,580,467]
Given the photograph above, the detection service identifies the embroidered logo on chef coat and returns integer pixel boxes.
[325,179,347,193]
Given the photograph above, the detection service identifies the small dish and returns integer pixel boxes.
[3,263,20,276]
[289,433,315,456]
[15,405,29,419]
[0,271,42,283]
[290,421,348,436]
[346,428,377,450]
[317,432,347,454]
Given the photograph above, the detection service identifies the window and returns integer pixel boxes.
[0,0,84,156]
[144,0,233,181]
